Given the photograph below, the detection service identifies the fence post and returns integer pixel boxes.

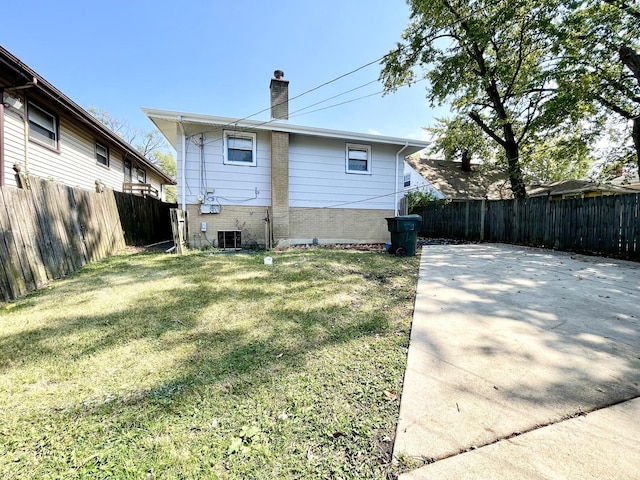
[465,201,470,238]
[480,199,486,241]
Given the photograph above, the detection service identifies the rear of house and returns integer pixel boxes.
[144,71,427,248]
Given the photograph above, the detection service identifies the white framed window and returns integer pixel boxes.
[27,101,58,149]
[95,142,109,167]
[404,174,411,187]
[223,131,257,166]
[346,143,371,174]
[137,168,146,183]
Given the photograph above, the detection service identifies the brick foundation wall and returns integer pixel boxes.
[185,205,393,248]
[289,207,393,244]
[186,205,269,249]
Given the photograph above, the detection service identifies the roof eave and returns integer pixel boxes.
[142,108,431,151]
[1,46,175,185]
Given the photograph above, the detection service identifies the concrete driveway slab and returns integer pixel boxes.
[401,397,640,480]
[394,244,640,467]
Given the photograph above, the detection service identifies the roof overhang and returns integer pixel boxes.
[0,46,176,185]
[142,108,430,155]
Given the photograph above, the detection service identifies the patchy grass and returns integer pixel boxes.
[0,248,419,479]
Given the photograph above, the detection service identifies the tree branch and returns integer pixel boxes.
[468,111,506,147]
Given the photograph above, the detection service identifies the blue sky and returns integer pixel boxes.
[2,0,449,145]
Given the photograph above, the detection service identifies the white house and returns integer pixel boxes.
[0,46,175,199]
[403,159,445,199]
[144,71,428,248]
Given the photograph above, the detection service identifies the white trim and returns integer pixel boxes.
[95,141,109,167]
[345,143,371,174]
[223,130,257,166]
[142,108,431,149]
[27,101,58,148]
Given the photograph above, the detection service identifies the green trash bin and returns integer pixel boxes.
[385,214,422,257]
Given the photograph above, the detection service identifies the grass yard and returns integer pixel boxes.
[0,248,420,479]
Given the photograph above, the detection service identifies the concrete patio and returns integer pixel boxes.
[395,244,640,479]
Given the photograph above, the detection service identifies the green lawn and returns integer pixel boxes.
[0,248,420,479]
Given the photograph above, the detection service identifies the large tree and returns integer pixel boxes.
[557,0,640,170]
[381,0,592,198]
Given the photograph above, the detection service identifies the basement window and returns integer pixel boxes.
[224,131,257,166]
[27,101,59,149]
[346,143,371,174]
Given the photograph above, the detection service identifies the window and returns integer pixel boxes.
[137,168,146,183]
[124,159,132,182]
[27,101,58,149]
[95,142,109,167]
[404,174,411,187]
[346,143,371,174]
[223,131,257,166]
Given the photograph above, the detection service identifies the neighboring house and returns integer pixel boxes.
[610,170,640,191]
[144,71,428,248]
[405,156,513,200]
[402,159,444,199]
[527,179,636,200]
[0,45,175,199]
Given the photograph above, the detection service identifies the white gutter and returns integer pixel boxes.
[178,116,187,212]
[395,142,409,216]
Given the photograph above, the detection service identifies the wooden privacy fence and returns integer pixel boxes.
[413,193,640,260]
[113,191,176,246]
[0,177,125,302]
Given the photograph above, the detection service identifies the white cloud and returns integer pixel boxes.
[405,128,431,141]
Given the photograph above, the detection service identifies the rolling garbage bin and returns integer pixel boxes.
[385,214,422,257]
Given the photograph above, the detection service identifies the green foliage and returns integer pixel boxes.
[381,0,640,194]
[88,107,178,202]
[381,0,577,198]
[427,117,498,164]
[554,0,640,167]
[155,151,178,203]
[406,189,442,209]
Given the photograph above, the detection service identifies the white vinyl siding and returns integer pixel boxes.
[289,135,397,210]
[179,130,270,206]
[2,113,164,193]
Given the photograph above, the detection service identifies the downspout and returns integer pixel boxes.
[177,116,187,212]
[395,142,409,216]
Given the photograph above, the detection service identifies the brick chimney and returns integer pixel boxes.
[461,149,472,172]
[270,70,289,120]
[270,70,290,243]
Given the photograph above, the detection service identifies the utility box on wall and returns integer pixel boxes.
[218,231,241,250]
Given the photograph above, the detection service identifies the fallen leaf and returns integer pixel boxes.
[383,390,397,401]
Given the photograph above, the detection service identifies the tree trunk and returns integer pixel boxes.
[504,140,527,198]
[501,121,527,199]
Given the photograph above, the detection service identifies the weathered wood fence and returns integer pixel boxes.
[412,194,640,260]
[0,177,125,301]
[114,191,176,246]
[0,178,177,302]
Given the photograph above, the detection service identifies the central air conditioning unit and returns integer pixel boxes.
[200,204,220,214]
